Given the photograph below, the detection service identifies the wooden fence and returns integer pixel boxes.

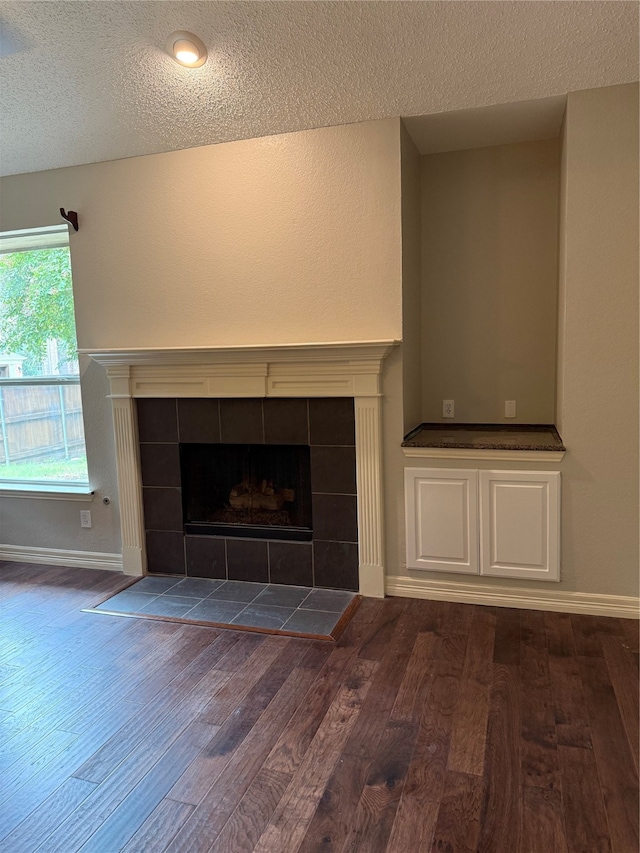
[0,381,85,465]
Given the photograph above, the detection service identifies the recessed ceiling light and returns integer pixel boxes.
[166,31,207,68]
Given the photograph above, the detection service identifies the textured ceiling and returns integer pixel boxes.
[0,1,637,177]
[404,94,568,155]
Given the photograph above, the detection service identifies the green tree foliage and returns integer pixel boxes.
[0,248,77,373]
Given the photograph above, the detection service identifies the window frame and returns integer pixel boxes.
[0,225,91,493]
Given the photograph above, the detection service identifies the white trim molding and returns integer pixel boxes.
[111,397,146,577]
[0,485,94,501]
[0,544,123,572]
[86,341,398,591]
[386,574,640,619]
[355,396,386,598]
[402,447,565,462]
[82,341,397,400]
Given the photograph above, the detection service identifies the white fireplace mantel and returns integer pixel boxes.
[86,341,398,598]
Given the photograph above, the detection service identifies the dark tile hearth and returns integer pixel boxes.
[263,398,308,444]
[88,576,359,640]
[137,396,359,592]
[220,398,264,444]
[177,399,221,443]
[226,539,269,583]
[268,541,314,587]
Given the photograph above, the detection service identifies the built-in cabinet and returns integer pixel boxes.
[400,118,565,585]
[405,468,479,575]
[405,467,560,581]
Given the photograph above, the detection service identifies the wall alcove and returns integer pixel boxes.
[401,95,566,435]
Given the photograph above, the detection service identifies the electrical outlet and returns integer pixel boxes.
[505,400,516,418]
[442,400,455,418]
[80,510,92,528]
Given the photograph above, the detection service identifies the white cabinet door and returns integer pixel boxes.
[405,468,479,574]
[479,470,560,581]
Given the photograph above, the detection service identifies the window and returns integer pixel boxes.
[0,225,89,488]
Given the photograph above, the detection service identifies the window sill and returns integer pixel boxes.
[0,483,94,501]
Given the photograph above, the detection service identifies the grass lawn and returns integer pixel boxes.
[0,456,88,482]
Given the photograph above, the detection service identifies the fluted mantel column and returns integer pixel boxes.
[355,396,385,597]
[107,367,145,576]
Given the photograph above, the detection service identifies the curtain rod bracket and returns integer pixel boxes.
[60,209,78,231]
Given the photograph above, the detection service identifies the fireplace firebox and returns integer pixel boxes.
[181,443,312,541]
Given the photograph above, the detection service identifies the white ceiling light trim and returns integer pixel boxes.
[166,31,207,68]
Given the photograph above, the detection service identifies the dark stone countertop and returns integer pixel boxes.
[402,423,565,452]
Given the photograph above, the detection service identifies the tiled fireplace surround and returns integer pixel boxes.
[137,396,359,591]
[87,341,396,598]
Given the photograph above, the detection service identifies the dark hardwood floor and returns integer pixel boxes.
[0,563,637,852]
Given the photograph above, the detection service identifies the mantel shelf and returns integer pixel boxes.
[83,340,399,401]
[81,340,398,369]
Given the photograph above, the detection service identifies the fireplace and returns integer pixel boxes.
[85,341,395,598]
[181,443,312,541]
[137,396,359,590]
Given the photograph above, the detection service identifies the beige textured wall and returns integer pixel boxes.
[0,357,122,554]
[1,119,402,351]
[400,122,423,433]
[556,82,639,596]
[0,118,403,554]
[420,138,560,424]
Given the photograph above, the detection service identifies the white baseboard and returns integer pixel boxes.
[0,544,123,573]
[386,575,640,619]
